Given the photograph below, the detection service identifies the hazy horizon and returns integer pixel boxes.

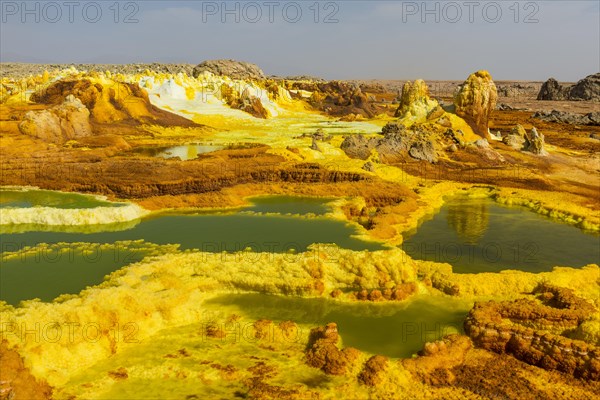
[1,1,598,81]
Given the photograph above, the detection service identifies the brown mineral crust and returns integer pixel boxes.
[392,282,417,300]
[253,320,273,340]
[242,380,306,400]
[403,335,472,386]
[0,137,422,244]
[431,273,460,296]
[277,321,298,338]
[164,348,191,359]
[0,340,53,400]
[449,351,600,399]
[305,323,359,376]
[0,149,369,200]
[353,283,416,302]
[204,322,227,339]
[107,367,129,380]
[404,335,600,398]
[357,355,389,386]
[247,361,278,382]
[464,285,599,380]
[536,283,597,314]
[244,360,315,399]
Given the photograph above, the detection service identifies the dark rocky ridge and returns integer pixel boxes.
[532,110,600,126]
[192,59,265,80]
[538,73,600,101]
[0,62,196,78]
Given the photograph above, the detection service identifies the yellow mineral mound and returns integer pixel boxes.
[392,79,479,143]
[394,79,438,123]
[30,77,198,127]
[453,70,498,139]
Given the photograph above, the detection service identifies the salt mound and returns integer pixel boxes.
[0,203,149,226]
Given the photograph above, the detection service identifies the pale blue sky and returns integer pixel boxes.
[1,1,598,80]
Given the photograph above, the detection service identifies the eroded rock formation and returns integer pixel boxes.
[537,78,569,101]
[570,73,600,101]
[394,79,438,121]
[502,124,527,149]
[19,94,92,143]
[454,70,498,139]
[464,284,599,380]
[341,125,439,163]
[30,78,197,127]
[524,127,547,155]
[220,84,269,118]
[287,81,378,118]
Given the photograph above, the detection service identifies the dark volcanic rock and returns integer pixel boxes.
[497,83,536,98]
[537,73,600,101]
[376,131,412,157]
[408,141,437,163]
[192,59,265,80]
[341,127,439,163]
[532,110,600,126]
[0,62,196,78]
[340,134,379,159]
[288,81,378,118]
[570,73,600,101]
[381,122,405,135]
[537,78,569,101]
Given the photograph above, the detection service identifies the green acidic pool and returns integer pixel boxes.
[1,213,381,253]
[0,195,382,305]
[0,189,125,209]
[0,242,165,305]
[402,195,600,273]
[243,196,334,216]
[205,293,470,358]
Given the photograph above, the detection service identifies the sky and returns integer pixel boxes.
[1,0,598,81]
